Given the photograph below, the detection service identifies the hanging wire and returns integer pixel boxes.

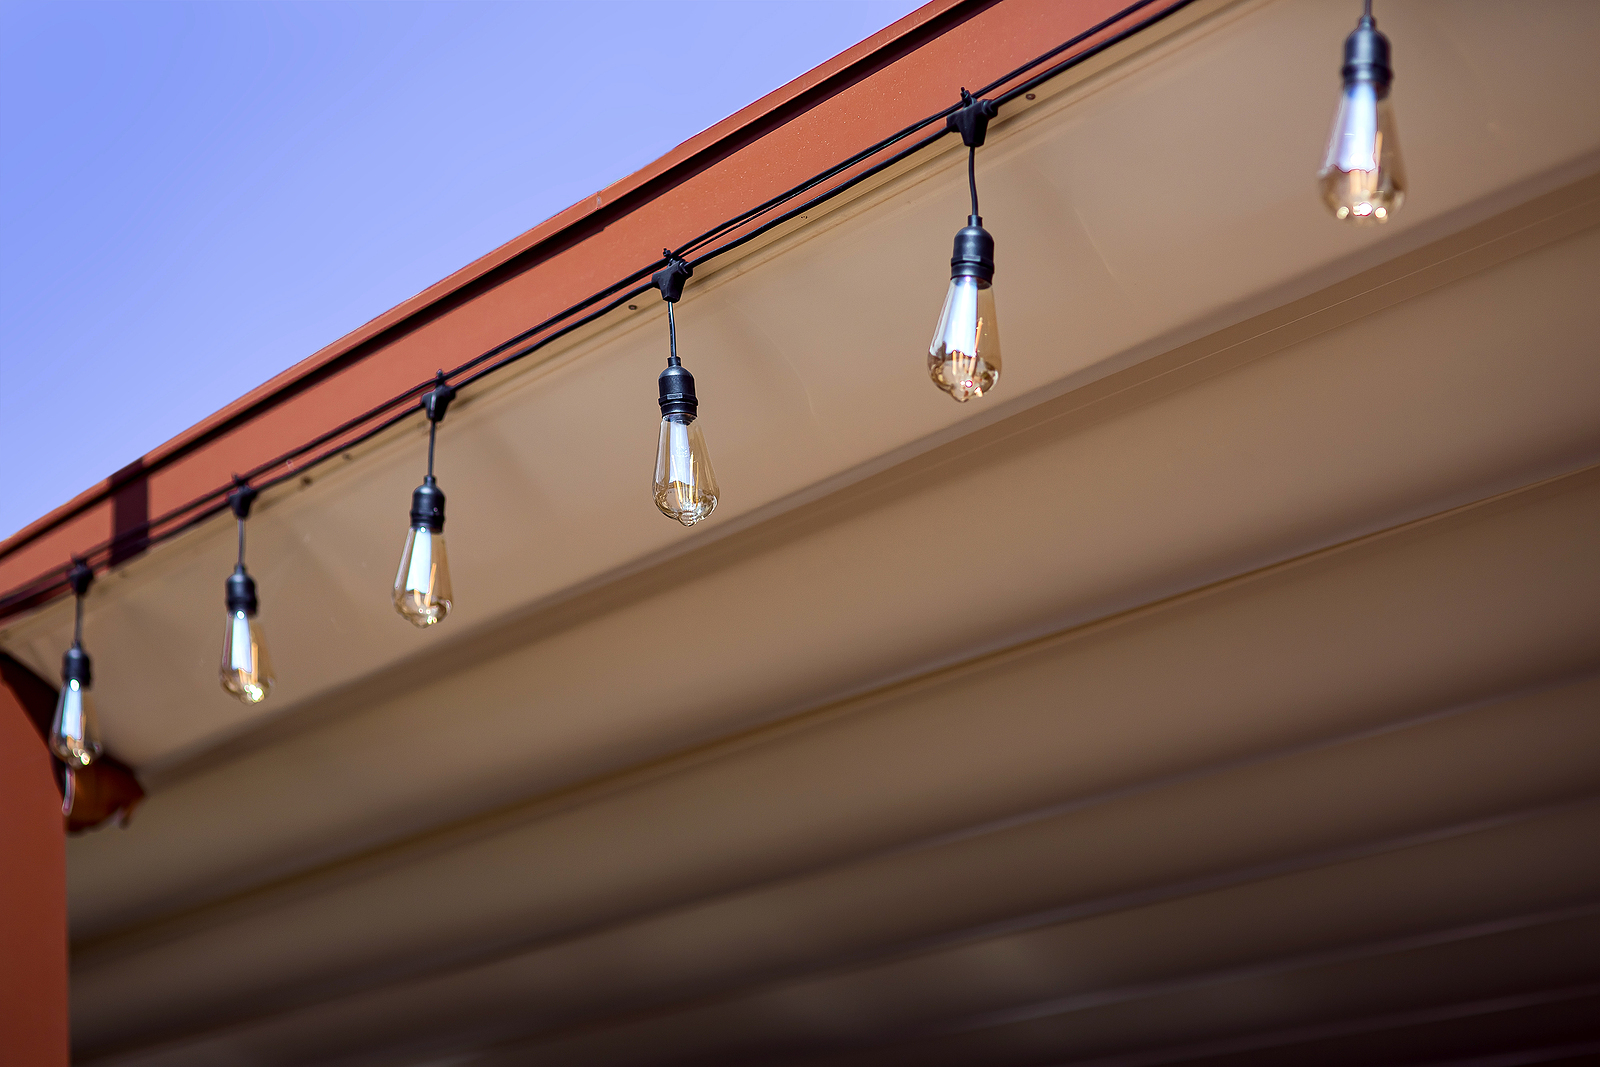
[427,419,438,480]
[0,0,1195,621]
[968,147,981,217]
[667,302,679,363]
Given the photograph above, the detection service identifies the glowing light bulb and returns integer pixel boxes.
[219,564,274,704]
[654,413,718,526]
[930,274,1000,402]
[929,218,1000,401]
[50,646,101,767]
[1319,12,1404,224]
[394,476,453,626]
[652,355,718,526]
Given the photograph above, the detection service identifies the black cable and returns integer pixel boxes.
[187,0,1185,490]
[237,517,246,570]
[667,303,678,363]
[968,147,981,217]
[992,0,1192,107]
[0,0,1195,619]
[674,109,959,260]
[975,0,1163,100]
[674,0,1170,261]
[427,420,438,480]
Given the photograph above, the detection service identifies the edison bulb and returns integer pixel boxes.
[654,414,718,526]
[1320,13,1403,224]
[394,525,452,626]
[930,274,1000,401]
[220,609,274,704]
[1320,81,1404,223]
[50,674,101,767]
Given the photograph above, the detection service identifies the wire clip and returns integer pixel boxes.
[653,251,693,303]
[947,88,999,148]
[66,558,94,598]
[422,370,456,423]
[227,478,258,520]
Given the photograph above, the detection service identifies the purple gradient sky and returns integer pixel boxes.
[0,0,922,538]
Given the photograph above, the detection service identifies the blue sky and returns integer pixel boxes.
[0,0,922,539]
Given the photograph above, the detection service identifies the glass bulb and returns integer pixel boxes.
[653,415,718,526]
[220,609,274,704]
[50,678,101,767]
[393,526,452,626]
[929,275,1000,402]
[1319,80,1404,223]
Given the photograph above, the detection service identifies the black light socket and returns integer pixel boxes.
[951,217,995,283]
[653,253,693,304]
[1342,14,1393,95]
[225,564,259,616]
[658,356,698,421]
[61,644,92,687]
[410,475,446,534]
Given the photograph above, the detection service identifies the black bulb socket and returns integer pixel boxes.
[225,564,259,616]
[410,475,446,534]
[951,216,995,284]
[658,356,698,421]
[61,644,92,688]
[1342,14,1393,96]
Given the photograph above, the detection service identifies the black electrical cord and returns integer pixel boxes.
[968,147,981,217]
[0,0,1194,620]
[672,0,1172,262]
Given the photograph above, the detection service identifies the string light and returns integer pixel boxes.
[50,561,101,817]
[1319,0,1404,223]
[219,482,274,704]
[5,0,1194,630]
[650,253,720,527]
[25,1,1422,738]
[929,89,1002,403]
[394,373,457,626]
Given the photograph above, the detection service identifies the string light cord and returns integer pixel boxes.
[0,0,1194,621]
[968,147,981,218]
[227,481,257,571]
[422,371,455,478]
[670,0,1171,262]
[72,571,86,648]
